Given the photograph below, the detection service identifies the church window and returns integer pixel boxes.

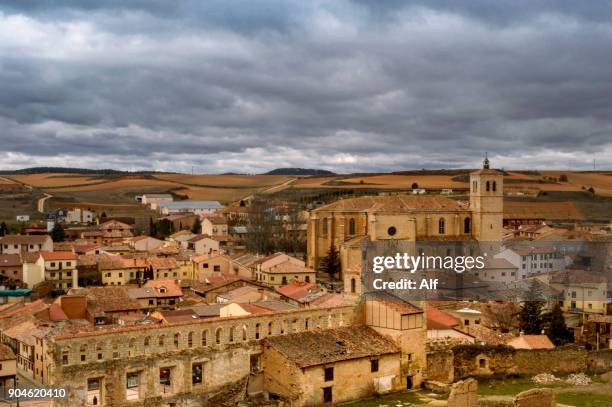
[387,226,397,236]
[492,181,497,192]
[438,218,445,234]
[486,181,490,192]
[348,218,356,235]
[464,218,471,234]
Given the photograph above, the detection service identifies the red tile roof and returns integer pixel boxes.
[0,254,22,268]
[144,279,183,298]
[277,281,318,301]
[427,306,460,329]
[40,251,77,261]
[49,303,69,321]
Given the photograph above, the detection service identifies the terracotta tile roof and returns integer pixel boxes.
[0,254,22,268]
[239,303,274,314]
[507,334,554,350]
[72,244,100,254]
[315,195,466,212]
[310,293,346,308]
[49,303,69,321]
[148,257,178,270]
[157,309,198,323]
[188,234,214,243]
[458,324,513,345]
[40,251,77,261]
[262,258,313,275]
[276,281,318,301]
[264,326,399,368]
[3,320,40,346]
[0,235,50,245]
[427,306,461,329]
[99,256,147,270]
[68,286,142,313]
[143,279,183,298]
[218,286,260,300]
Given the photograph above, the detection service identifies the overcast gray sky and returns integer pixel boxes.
[1,1,611,173]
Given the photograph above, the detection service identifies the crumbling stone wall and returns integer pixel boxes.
[427,344,606,383]
[425,349,454,383]
[513,388,555,407]
[587,349,612,372]
[447,378,477,407]
[48,305,356,406]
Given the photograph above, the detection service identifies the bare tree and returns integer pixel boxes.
[245,196,276,254]
[483,302,520,332]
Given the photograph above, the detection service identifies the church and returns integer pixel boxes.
[306,157,504,280]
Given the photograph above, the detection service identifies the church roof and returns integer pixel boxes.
[315,195,467,213]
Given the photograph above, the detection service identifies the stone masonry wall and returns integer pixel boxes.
[427,344,611,383]
[49,305,356,406]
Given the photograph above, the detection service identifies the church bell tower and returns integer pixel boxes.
[469,154,503,241]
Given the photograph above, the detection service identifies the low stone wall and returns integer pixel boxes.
[427,344,611,383]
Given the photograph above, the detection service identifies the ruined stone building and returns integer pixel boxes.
[12,292,425,406]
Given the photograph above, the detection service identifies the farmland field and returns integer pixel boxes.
[1,170,610,222]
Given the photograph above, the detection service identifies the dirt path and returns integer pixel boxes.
[37,193,52,213]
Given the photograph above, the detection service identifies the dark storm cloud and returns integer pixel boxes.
[0,1,611,172]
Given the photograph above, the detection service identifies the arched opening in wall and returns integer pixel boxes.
[464,217,471,234]
[215,328,222,344]
[202,330,208,346]
[158,335,165,347]
[350,278,356,293]
[349,218,356,235]
[438,218,445,234]
[479,358,487,368]
[492,181,497,192]
[242,325,248,341]
[255,323,261,339]
[305,318,311,330]
[174,333,180,348]
[229,326,235,342]
[187,332,193,347]
[282,276,287,285]
[486,181,490,191]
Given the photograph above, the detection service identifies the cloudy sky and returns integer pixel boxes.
[1,1,611,173]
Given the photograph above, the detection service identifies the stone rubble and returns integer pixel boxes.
[565,373,591,386]
[531,373,561,385]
